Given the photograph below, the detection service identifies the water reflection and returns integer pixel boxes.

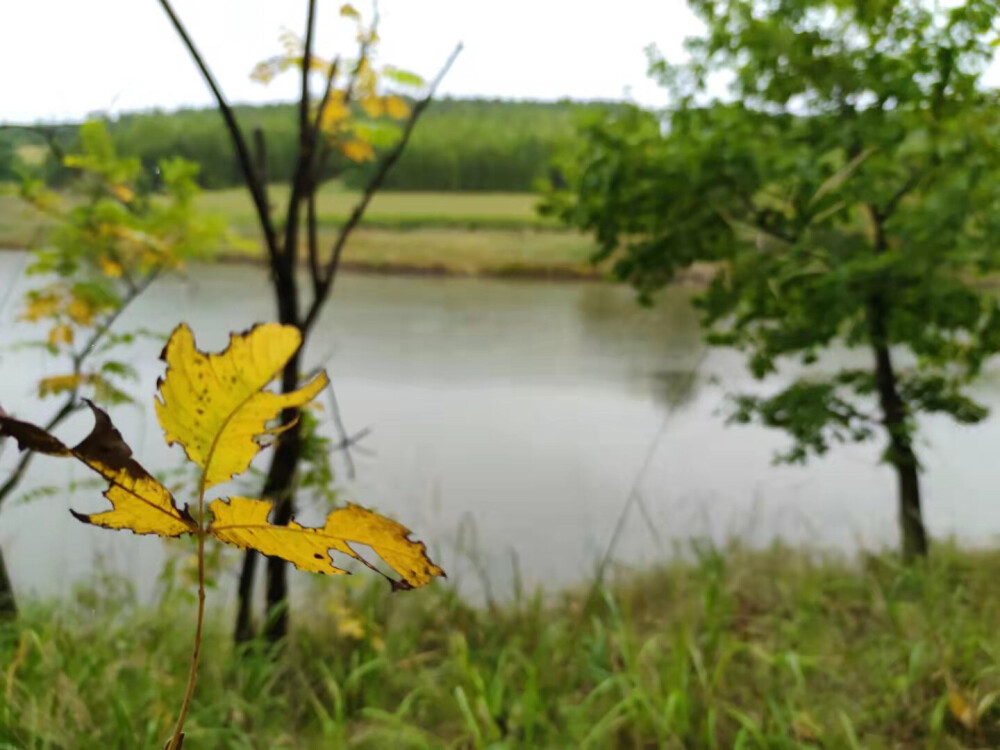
[3,256,1000,605]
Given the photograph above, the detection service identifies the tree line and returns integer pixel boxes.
[2,98,615,192]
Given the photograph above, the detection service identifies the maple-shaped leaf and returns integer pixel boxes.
[0,401,196,536]
[155,323,328,488]
[209,497,445,589]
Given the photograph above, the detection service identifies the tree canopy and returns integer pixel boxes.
[547,0,1000,558]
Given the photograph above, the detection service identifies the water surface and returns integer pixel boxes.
[2,253,1000,604]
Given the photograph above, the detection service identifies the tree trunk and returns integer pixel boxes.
[0,450,34,619]
[233,361,304,643]
[0,544,16,619]
[233,550,257,643]
[233,411,303,643]
[234,257,303,643]
[869,297,928,561]
[263,356,304,642]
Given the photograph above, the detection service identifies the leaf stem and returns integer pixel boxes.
[167,485,207,749]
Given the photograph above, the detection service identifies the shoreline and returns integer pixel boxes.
[0,243,715,285]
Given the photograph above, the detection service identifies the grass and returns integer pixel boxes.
[3,542,999,748]
[199,184,559,232]
[0,184,601,279]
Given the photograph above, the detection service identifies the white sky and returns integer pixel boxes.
[0,0,702,123]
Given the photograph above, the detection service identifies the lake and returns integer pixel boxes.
[3,252,1000,605]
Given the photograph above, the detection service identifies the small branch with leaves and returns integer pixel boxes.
[0,322,444,747]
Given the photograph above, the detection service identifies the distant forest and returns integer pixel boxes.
[0,98,617,192]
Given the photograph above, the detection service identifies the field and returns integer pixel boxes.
[3,542,997,747]
[0,184,602,278]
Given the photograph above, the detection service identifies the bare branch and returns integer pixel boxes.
[253,127,269,212]
[0,397,79,509]
[72,267,160,371]
[307,189,320,294]
[300,0,317,141]
[282,0,320,279]
[155,0,279,262]
[325,382,369,480]
[302,43,463,332]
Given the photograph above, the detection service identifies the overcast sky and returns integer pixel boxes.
[0,1,703,123]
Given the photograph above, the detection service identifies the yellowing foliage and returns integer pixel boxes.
[341,139,376,163]
[384,95,410,120]
[0,323,443,593]
[109,184,135,203]
[209,497,443,588]
[38,374,84,397]
[66,297,97,326]
[251,11,426,166]
[360,96,385,119]
[319,91,351,131]
[20,292,60,322]
[155,323,328,489]
[47,325,74,347]
[99,257,124,278]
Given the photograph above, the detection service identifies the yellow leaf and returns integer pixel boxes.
[320,91,350,131]
[340,139,375,163]
[949,688,976,730]
[383,95,410,120]
[109,184,135,203]
[337,616,366,639]
[208,497,445,589]
[155,323,328,489]
[66,297,96,326]
[21,291,60,322]
[38,373,83,397]
[100,257,124,278]
[47,325,74,347]
[340,3,360,19]
[360,96,384,119]
[0,402,196,537]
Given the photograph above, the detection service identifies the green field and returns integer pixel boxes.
[3,543,997,747]
[0,185,601,278]
[199,184,559,231]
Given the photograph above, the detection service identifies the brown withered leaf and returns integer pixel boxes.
[0,401,196,537]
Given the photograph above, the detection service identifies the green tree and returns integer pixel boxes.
[0,121,218,615]
[546,0,1000,560]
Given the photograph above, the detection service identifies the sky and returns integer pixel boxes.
[0,0,703,123]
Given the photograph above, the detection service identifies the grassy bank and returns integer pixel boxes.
[3,543,998,748]
[198,185,559,232]
[0,185,602,279]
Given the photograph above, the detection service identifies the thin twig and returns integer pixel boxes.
[253,127,269,216]
[581,348,708,613]
[282,0,320,279]
[0,266,158,511]
[155,0,278,261]
[167,486,207,749]
[302,43,463,332]
[73,267,160,370]
[307,189,320,294]
[0,398,79,508]
[324,382,366,479]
